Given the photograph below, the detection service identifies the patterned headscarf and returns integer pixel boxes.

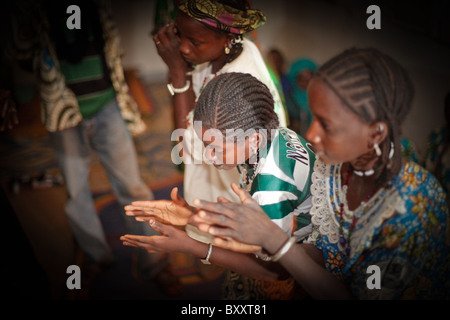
[178,0,266,34]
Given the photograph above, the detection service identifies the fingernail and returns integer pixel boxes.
[199,210,206,218]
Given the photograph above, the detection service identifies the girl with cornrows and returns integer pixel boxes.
[153,0,287,207]
[121,73,315,299]
[192,48,450,299]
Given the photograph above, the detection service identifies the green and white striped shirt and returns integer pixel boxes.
[242,128,316,241]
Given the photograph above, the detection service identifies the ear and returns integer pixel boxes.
[369,121,389,146]
[225,34,235,48]
[248,132,264,149]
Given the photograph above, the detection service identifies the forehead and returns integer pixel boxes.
[196,127,245,149]
[308,77,360,122]
[308,78,344,111]
[176,12,220,39]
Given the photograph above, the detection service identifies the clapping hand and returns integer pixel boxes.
[191,183,276,254]
[124,187,194,226]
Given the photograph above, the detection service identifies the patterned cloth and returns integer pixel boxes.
[424,125,450,207]
[306,159,450,299]
[178,0,266,34]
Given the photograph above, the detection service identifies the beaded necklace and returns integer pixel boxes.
[238,157,261,192]
[199,71,217,95]
[338,166,379,256]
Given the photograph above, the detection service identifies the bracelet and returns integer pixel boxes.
[200,243,213,264]
[254,237,296,262]
[271,236,296,262]
[167,80,191,95]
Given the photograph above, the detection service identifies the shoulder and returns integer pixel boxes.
[265,128,315,172]
[394,161,447,213]
[377,161,448,247]
[256,128,315,194]
[222,39,266,77]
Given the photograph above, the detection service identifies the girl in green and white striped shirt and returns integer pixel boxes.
[122,72,316,299]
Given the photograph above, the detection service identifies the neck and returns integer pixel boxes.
[211,55,228,74]
[342,163,380,211]
[349,155,378,173]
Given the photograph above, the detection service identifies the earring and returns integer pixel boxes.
[374,143,382,157]
[377,124,384,133]
[224,46,230,55]
[389,142,394,159]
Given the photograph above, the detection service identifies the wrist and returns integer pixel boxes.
[167,71,192,95]
[167,80,190,95]
[262,226,289,254]
[186,236,211,260]
[255,234,295,262]
[200,243,213,264]
[169,70,191,86]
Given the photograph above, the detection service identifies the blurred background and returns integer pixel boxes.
[1,0,449,300]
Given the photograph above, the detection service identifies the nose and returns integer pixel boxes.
[179,39,191,55]
[305,119,321,145]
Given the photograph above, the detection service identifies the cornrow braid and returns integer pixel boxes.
[316,48,414,186]
[193,72,279,146]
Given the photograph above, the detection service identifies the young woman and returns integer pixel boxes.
[153,0,287,206]
[192,48,450,299]
[121,73,314,299]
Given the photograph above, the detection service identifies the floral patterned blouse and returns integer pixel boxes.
[306,159,449,299]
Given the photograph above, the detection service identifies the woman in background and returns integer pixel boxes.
[285,58,317,136]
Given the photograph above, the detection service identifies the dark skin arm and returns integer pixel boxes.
[192,183,354,299]
[121,219,291,281]
[121,187,290,281]
[153,22,195,129]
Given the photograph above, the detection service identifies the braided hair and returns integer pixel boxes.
[193,72,279,146]
[316,47,414,186]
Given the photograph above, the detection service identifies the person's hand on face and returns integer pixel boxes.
[153,21,191,72]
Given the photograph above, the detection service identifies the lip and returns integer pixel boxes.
[182,54,194,64]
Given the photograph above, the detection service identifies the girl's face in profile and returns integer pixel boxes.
[176,13,229,68]
[305,78,376,165]
[195,127,252,170]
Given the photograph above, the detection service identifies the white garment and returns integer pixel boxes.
[183,38,287,204]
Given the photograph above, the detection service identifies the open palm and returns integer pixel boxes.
[124,187,194,226]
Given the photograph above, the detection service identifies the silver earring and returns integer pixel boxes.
[374,143,382,157]
[377,124,384,133]
[389,142,394,159]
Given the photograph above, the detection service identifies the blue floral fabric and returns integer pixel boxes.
[308,160,449,299]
